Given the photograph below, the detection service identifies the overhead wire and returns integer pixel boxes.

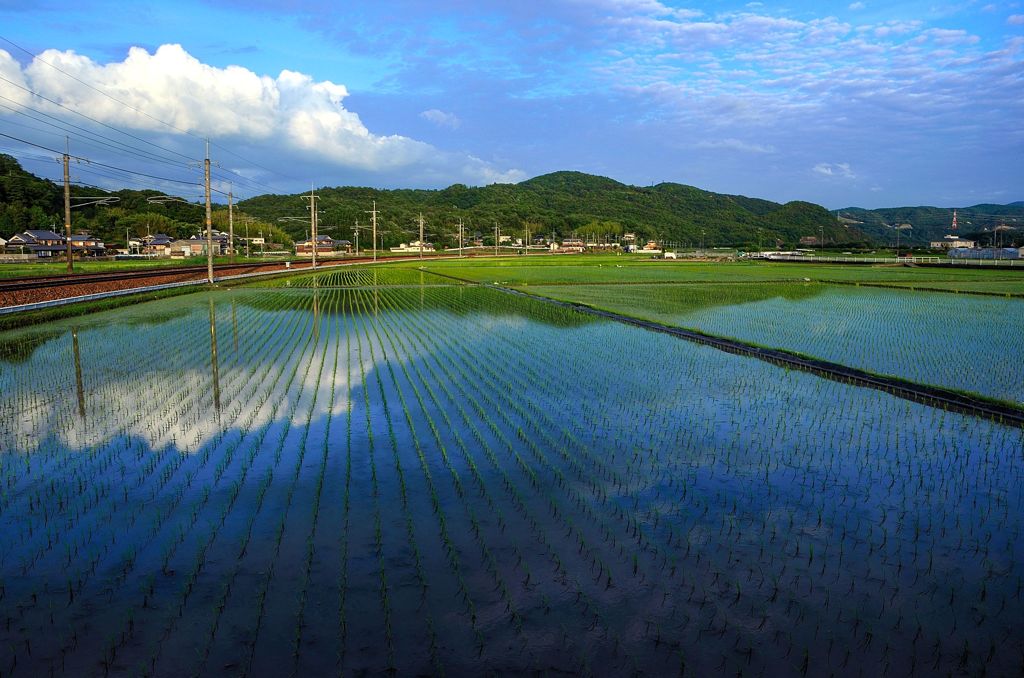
[0,132,202,189]
[0,93,197,169]
[0,34,301,196]
[0,34,199,141]
[0,74,200,166]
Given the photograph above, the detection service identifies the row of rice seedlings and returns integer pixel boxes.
[0,299,274,655]
[70,292,315,674]
[373,287,633,668]
[229,297,333,676]
[379,297,622,671]
[0,303,243,667]
[151,294,331,675]
[551,283,1024,404]
[230,290,337,674]
[104,296,320,674]
[366,292,537,662]
[346,291,449,671]
[288,293,344,672]
[401,284,1024,675]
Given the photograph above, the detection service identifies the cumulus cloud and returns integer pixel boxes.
[419,108,461,129]
[1008,15,1024,25]
[0,44,522,189]
[849,2,866,10]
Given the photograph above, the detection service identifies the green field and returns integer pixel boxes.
[525,282,1024,404]
[414,254,1024,291]
[2,272,1022,675]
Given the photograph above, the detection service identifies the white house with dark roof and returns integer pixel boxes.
[4,230,66,257]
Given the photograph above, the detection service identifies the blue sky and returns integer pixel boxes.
[1,0,1021,207]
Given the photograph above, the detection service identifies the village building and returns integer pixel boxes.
[297,235,351,256]
[169,239,204,258]
[390,240,435,254]
[930,235,976,249]
[557,238,586,253]
[4,230,69,257]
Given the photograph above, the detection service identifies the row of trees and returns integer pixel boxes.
[3,154,871,252]
[0,154,291,249]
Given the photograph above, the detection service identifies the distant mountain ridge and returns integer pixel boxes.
[2,153,1020,249]
[241,170,869,248]
[836,203,1024,246]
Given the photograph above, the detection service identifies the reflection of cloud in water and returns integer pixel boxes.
[0,295,412,456]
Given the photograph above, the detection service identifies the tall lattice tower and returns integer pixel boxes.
[951,209,958,231]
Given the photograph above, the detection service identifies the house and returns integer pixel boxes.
[297,234,347,256]
[558,238,585,253]
[69,234,105,256]
[188,230,228,255]
[138,233,173,256]
[4,230,67,257]
[169,239,203,258]
[930,235,975,250]
[389,240,435,254]
[799,236,820,247]
[640,240,662,255]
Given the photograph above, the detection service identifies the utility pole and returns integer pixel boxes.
[303,185,319,269]
[494,222,499,257]
[366,200,380,262]
[418,213,425,259]
[63,138,72,273]
[458,217,464,257]
[525,224,530,255]
[227,185,234,258]
[353,220,360,256]
[204,139,213,284]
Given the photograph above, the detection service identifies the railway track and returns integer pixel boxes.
[0,260,310,293]
[0,255,470,294]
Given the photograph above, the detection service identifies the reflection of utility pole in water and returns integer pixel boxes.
[231,299,238,353]
[373,269,379,316]
[72,328,85,419]
[420,270,424,309]
[209,299,221,422]
[313,286,321,345]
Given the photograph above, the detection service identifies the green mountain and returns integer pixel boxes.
[240,170,867,249]
[0,154,290,248]
[17,153,1022,251]
[836,203,1024,247]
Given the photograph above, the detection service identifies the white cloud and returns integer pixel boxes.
[1008,14,1024,25]
[0,44,521,187]
[848,2,866,9]
[420,108,462,129]
[695,138,775,153]
[813,162,856,179]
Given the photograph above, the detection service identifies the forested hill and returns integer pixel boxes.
[15,152,1020,250]
[239,171,868,248]
[837,203,1024,246]
[0,154,291,247]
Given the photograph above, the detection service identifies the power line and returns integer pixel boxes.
[0,97,197,169]
[0,35,297,195]
[0,34,200,141]
[0,73,199,164]
[0,131,202,188]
